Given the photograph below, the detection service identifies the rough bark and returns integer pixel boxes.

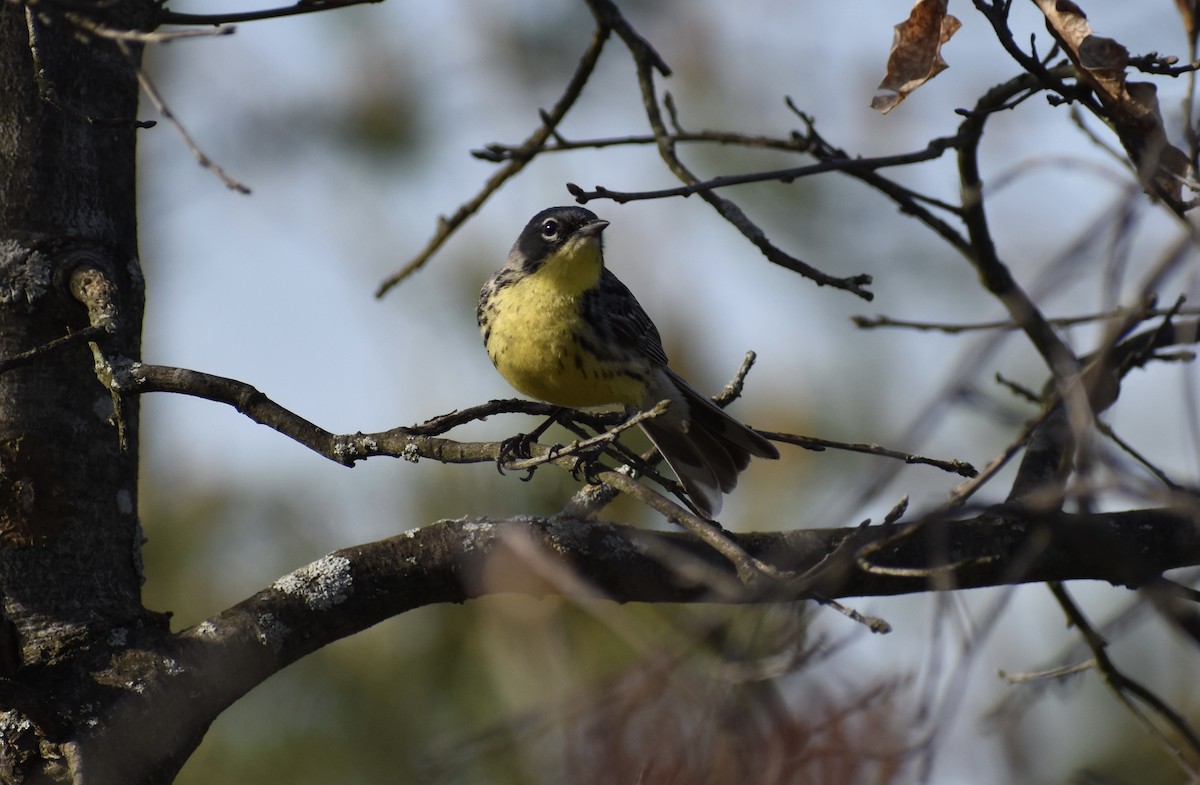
[0,0,161,780]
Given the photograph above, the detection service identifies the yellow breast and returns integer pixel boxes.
[482,240,648,408]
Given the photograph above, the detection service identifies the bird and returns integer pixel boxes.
[477,205,779,517]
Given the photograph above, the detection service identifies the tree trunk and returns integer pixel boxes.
[0,0,159,779]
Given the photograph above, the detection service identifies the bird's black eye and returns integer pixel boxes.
[540,219,559,240]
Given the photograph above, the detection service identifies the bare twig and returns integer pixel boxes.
[117,360,779,582]
[948,405,1057,506]
[503,400,671,474]
[785,101,974,258]
[581,0,873,300]
[158,0,383,26]
[598,470,789,590]
[404,398,589,436]
[994,373,1041,404]
[1127,52,1200,77]
[25,6,155,128]
[971,0,1085,101]
[472,128,813,162]
[764,430,977,477]
[999,660,1096,684]
[566,134,960,204]
[712,350,757,407]
[1049,581,1200,775]
[374,21,611,297]
[118,40,251,193]
[0,326,107,376]
[852,306,1200,334]
[1097,420,1185,491]
[958,78,1081,380]
[65,11,236,43]
[810,596,892,634]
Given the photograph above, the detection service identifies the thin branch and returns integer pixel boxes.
[948,404,1057,507]
[64,10,236,43]
[1001,313,1200,508]
[1097,420,1185,491]
[158,0,382,26]
[0,326,107,375]
[118,40,251,193]
[999,659,1096,684]
[25,6,155,129]
[118,361,779,582]
[784,102,974,257]
[1049,581,1200,775]
[124,362,345,460]
[852,306,1200,334]
[404,398,587,436]
[971,0,1083,101]
[503,400,670,474]
[582,0,873,301]
[472,128,814,163]
[957,75,1081,380]
[374,21,611,297]
[597,471,789,590]
[565,134,960,204]
[1127,52,1200,77]
[712,350,758,407]
[986,571,1200,727]
[994,373,1040,404]
[762,430,977,477]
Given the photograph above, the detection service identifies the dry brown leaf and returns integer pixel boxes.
[1034,0,1192,205]
[1176,0,1200,49]
[871,0,962,114]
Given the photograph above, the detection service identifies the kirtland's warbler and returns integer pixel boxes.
[478,206,778,517]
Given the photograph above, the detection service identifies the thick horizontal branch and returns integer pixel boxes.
[177,506,1198,692]
[206,504,1197,666]
[69,503,1200,782]
[152,505,1200,725]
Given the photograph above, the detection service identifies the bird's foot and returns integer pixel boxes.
[496,432,539,481]
[495,408,567,480]
[566,444,608,485]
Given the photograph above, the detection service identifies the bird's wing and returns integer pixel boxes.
[583,268,670,367]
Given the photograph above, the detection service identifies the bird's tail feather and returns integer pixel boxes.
[638,369,779,518]
[640,416,725,517]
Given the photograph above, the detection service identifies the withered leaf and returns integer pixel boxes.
[1176,0,1200,49]
[871,0,962,114]
[1033,0,1192,205]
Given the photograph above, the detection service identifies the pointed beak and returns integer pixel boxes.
[578,219,609,238]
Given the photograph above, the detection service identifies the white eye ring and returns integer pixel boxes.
[541,220,559,240]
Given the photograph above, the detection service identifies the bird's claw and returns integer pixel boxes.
[496,432,537,479]
[567,445,607,485]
